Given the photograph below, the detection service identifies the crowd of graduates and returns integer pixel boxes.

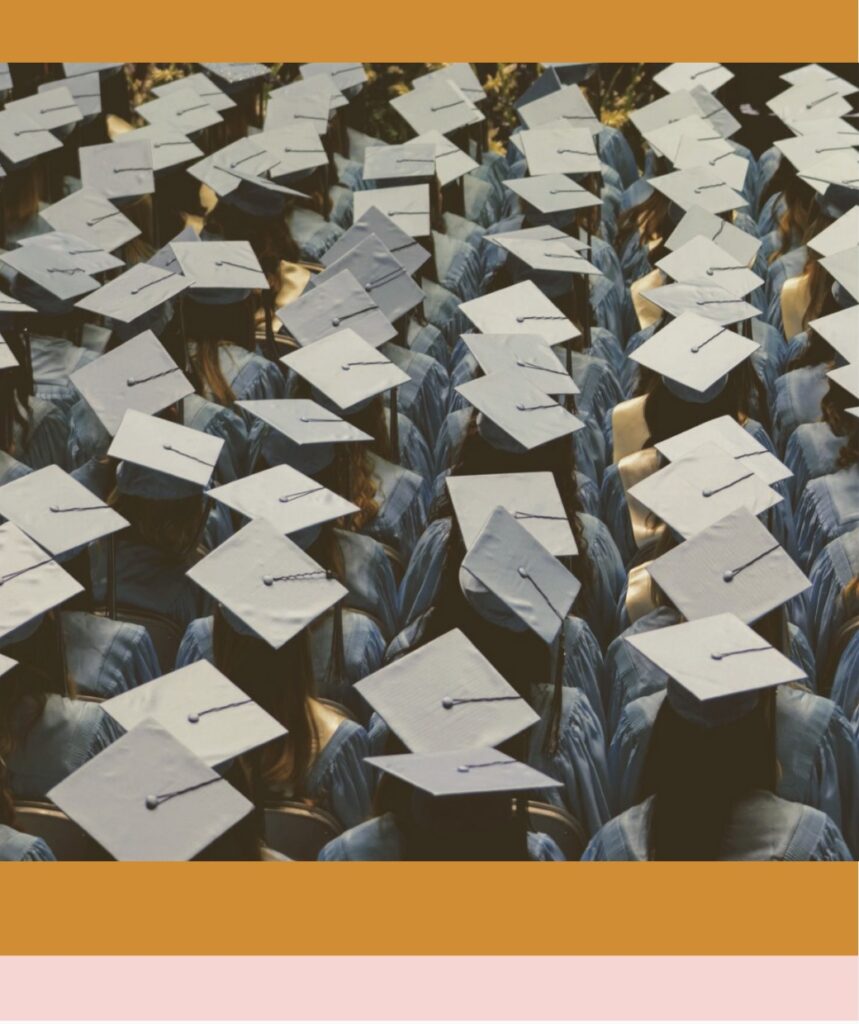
[0,60,857,861]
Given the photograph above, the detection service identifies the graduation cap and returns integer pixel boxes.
[207,463,358,537]
[0,291,36,315]
[447,471,576,557]
[0,522,83,642]
[0,244,100,305]
[137,87,223,134]
[270,74,348,114]
[39,74,102,120]
[517,84,600,133]
[504,173,601,215]
[412,64,485,104]
[78,139,155,201]
[0,464,127,557]
[311,234,424,322]
[264,91,330,133]
[642,283,760,326]
[809,305,859,362]
[47,719,254,861]
[628,441,782,540]
[0,109,63,169]
[649,165,747,214]
[0,654,16,679]
[487,234,601,276]
[391,79,484,136]
[151,73,236,113]
[461,333,579,396]
[656,236,763,297]
[485,223,589,252]
[517,124,601,176]
[364,143,437,183]
[768,81,852,127]
[103,660,285,768]
[775,132,859,174]
[109,408,223,494]
[820,246,859,301]
[355,628,538,753]
[63,63,123,78]
[299,62,366,91]
[255,124,329,181]
[780,64,859,96]
[320,207,431,277]
[189,138,277,195]
[456,369,584,452]
[199,62,270,87]
[798,150,859,195]
[42,187,141,252]
[75,262,189,325]
[171,239,268,298]
[281,328,409,412]
[5,87,82,133]
[411,129,477,186]
[648,507,810,625]
[367,748,561,798]
[459,280,580,347]
[17,231,124,275]
[115,125,203,174]
[626,612,806,727]
[0,64,12,93]
[808,208,859,257]
[827,361,859,400]
[278,269,396,348]
[238,398,371,452]
[186,518,346,649]
[70,330,194,436]
[665,206,761,268]
[688,86,741,139]
[629,90,701,135]
[655,415,791,486]
[653,63,734,94]
[352,184,431,238]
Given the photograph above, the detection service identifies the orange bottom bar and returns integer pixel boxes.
[2,862,855,955]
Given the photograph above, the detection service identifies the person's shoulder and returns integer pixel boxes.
[319,814,401,862]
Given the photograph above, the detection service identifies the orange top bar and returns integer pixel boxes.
[2,863,856,955]
[1,0,857,60]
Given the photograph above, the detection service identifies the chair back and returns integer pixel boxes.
[526,800,588,861]
[264,801,343,861]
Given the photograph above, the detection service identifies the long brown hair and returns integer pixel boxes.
[109,488,208,560]
[615,189,674,262]
[183,297,259,407]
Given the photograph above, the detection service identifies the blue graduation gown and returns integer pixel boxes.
[63,611,160,699]
[796,465,859,572]
[0,825,56,862]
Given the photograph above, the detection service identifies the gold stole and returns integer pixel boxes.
[631,267,666,331]
[780,273,811,342]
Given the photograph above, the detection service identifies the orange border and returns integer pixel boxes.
[0,1,857,60]
[2,863,856,954]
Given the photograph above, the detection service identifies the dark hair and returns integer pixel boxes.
[837,417,859,471]
[207,202,300,280]
[615,184,674,263]
[183,297,259,406]
[638,688,778,860]
[110,488,208,561]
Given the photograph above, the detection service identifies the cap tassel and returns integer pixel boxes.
[187,697,253,724]
[701,471,754,498]
[441,695,524,709]
[722,543,780,582]
[389,388,399,463]
[144,775,223,811]
[456,758,515,774]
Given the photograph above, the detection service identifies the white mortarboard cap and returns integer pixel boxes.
[200,63,270,86]
[74,263,188,324]
[517,84,600,133]
[665,206,761,267]
[0,109,63,168]
[809,305,859,362]
[648,507,810,624]
[689,87,741,139]
[352,184,431,238]
[490,233,601,275]
[808,207,859,256]
[39,74,102,119]
[79,140,154,200]
[780,64,859,96]
[280,328,409,411]
[654,63,734,94]
[310,234,424,322]
[42,187,141,252]
[461,333,579,396]
[207,463,358,536]
[460,506,580,644]
[659,134,749,193]
[447,471,577,556]
[655,414,791,486]
[0,333,18,371]
[108,409,223,489]
[70,330,194,436]
[626,612,806,707]
[788,116,859,139]
[364,143,437,182]
[827,361,859,400]
[798,150,859,194]
[629,91,701,135]
[820,246,859,301]
[255,124,328,180]
[366,748,561,798]
[775,132,859,173]
[413,64,485,103]
[355,629,539,752]
[63,63,122,78]
[270,74,347,114]
[518,125,600,176]
[0,465,127,557]
[768,81,852,126]
[188,138,276,196]
[151,73,236,113]
[455,369,584,451]
[649,165,748,214]
[137,88,223,134]
[627,441,782,540]
[115,125,202,174]
[643,283,761,325]
[411,129,477,186]
[5,87,82,132]
[320,207,430,277]
[171,239,268,293]
[504,173,601,215]
[0,245,99,303]
[299,62,367,91]
[278,269,396,348]
[47,719,253,861]
[237,398,372,447]
[0,522,83,641]
[391,79,484,136]
[656,236,763,297]
[18,231,124,275]
[186,518,347,648]
[263,91,329,133]
[103,660,286,768]
[459,280,580,347]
